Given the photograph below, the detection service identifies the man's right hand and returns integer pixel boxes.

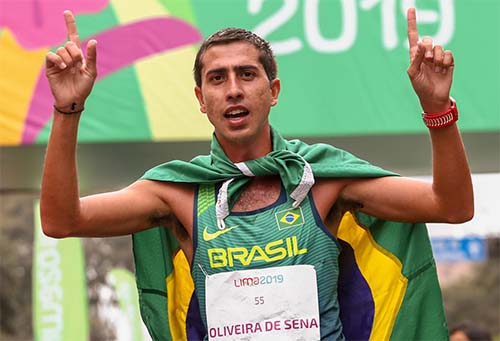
[46,10,97,111]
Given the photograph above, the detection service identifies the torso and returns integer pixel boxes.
[158,176,350,266]
[188,176,348,340]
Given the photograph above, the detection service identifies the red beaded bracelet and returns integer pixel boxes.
[422,98,458,129]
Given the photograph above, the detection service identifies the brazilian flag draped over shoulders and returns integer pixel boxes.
[132,132,448,340]
[133,211,447,340]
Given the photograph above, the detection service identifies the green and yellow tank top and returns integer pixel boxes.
[191,183,344,340]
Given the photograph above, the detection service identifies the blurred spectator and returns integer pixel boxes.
[450,321,492,341]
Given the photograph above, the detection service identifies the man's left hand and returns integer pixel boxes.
[407,8,454,113]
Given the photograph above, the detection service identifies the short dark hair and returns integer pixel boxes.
[193,28,277,87]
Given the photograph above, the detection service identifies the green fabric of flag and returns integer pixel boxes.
[133,228,178,340]
[142,127,396,209]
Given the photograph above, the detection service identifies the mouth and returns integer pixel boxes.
[224,108,250,120]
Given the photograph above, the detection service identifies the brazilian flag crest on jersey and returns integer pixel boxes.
[275,207,305,230]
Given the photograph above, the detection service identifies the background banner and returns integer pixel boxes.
[107,268,149,341]
[1,0,498,144]
[32,201,89,341]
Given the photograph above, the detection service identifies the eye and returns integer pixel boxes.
[241,71,255,80]
[209,74,224,83]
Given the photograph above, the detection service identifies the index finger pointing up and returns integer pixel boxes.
[407,8,419,50]
[64,10,81,48]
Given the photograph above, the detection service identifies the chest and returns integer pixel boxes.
[195,181,341,271]
[232,176,282,212]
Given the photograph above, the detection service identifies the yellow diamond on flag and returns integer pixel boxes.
[280,212,300,225]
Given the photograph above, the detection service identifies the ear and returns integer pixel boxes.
[194,86,207,113]
[270,78,281,107]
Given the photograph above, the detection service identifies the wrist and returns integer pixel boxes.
[420,98,450,113]
[53,102,85,115]
[422,98,458,129]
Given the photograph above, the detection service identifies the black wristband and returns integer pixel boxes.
[53,103,84,115]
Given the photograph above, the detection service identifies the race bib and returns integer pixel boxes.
[205,265,320,340]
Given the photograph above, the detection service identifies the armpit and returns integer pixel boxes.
[325,198,364,235]
[151,214,189,242]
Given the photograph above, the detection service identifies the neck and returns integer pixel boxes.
[216,126,272,163]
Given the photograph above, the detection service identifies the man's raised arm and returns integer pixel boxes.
[340,8,473,224]
[40,11,170,238]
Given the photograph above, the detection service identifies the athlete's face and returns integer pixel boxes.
[195,42,280,147]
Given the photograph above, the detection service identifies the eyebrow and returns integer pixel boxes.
[205,64,259,77]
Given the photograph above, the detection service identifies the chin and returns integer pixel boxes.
[218,128,252,144]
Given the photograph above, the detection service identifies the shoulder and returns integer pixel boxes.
[311,178,352,219]
[312,176,396,218]
[130,179,197,235]
[132,179,197,204]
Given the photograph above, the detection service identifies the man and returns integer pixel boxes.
[41,8,473,340]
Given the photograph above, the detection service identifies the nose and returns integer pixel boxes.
[226,74,243,102]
